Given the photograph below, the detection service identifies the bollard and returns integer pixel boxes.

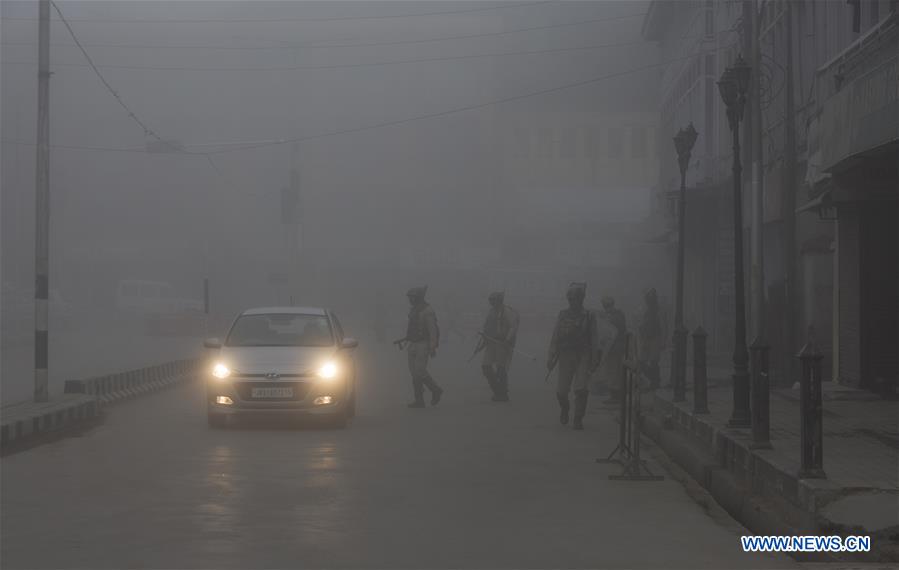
[797,338,826,479]
[673,325,688,402]
[750,336,772,449]
[692,326,709,414]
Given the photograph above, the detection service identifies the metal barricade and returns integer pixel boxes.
[597,332,664,481]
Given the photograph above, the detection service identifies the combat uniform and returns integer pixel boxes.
[480,292,520,402]
[405,286,443,407]
[548,283,598,430]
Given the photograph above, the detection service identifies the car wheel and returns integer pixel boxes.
[207,414,226,429]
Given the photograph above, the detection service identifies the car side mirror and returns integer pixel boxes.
[204,337,222,349]
[340,337,359,350]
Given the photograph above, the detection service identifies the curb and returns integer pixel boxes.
[1,395,102,455]
[641,409,893,563]
[2,358,202,456]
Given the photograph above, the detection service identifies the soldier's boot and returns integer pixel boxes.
[572,389,589,430]
[481,365,499,397]
[494,367,509,402]
[556,393,570,425]
[422,376,443,406]
[407,379,425,408]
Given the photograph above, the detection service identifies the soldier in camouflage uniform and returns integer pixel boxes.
[480,291,520,402]
[404,286,443,408]
[547,282,599,430]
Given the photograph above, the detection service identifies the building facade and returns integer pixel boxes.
[643,0,897,394]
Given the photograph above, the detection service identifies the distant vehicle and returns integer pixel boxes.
[115,280,202,316]
[203,307,359,428]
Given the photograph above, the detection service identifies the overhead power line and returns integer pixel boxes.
[49,0,182,153]
[200,55,695,155]
[0,11,646,52]
[1,37,668,72]
[4,1,552,23]
[2,54,693,156]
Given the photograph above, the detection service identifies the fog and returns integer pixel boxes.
[1,1,666,403]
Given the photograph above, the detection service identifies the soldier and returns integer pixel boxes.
[479,291,520,402]
[402,285,443,408]
[547,282,599,430]
[596,295,627,403]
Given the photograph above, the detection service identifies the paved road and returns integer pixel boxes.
[1,337,794,569]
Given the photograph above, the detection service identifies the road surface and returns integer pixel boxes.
[1,334,794,569]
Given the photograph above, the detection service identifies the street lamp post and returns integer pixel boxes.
[718,55,752,428]
[671,123,698,403]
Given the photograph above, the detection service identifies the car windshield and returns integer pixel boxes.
[225,313,333,347]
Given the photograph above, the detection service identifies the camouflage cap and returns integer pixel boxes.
[488,291,505,304]
[406,285,428,299]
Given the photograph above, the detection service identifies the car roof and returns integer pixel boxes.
[241,306,327,316]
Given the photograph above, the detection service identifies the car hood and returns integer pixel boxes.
[219,346,337,375]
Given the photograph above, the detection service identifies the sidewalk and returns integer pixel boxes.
[1,394,101,453]
[642,363,899,562]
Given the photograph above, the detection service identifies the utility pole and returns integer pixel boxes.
[783,0,799,385]
[749,0,766,342]
[33,0,51,403]
[287,142,301,305]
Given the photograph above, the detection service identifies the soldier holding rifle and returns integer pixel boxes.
[547,282,600,430]
[470,291,520,402]
[394,286,443,408]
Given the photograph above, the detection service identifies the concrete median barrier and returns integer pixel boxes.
[64,358,201,405]
[1,358,203,456]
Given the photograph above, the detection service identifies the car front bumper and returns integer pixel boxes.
[206,378,349,417]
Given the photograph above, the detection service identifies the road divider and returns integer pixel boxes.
[2,358,203,456]
[64,358,202,405]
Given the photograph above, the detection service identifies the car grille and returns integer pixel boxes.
[234,381,310,401]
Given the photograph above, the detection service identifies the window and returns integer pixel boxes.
[226,313,334,347]
[584,126,602,158]
[631,126,647,158]
[536,127,554,159]
[512,127,530,158]
[330,312,344,339]
[560,128,577,158]
[608,127,623,159]
[140,283,157,298]
[870,0,880,24]
[705,1,715,37]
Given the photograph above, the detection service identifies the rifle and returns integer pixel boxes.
[392,337,409,350]
[467,335,487,363]
[476,331,537,361]
[544,353,559,383]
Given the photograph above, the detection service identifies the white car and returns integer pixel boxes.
[204,307,358,428]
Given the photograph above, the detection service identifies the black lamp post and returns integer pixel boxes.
[718,55,752,428]
[671,123,698,402]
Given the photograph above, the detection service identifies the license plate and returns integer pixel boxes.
[251,387,294,398]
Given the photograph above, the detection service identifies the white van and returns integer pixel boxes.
[116,280,177,315]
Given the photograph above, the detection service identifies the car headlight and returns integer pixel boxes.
[212,362,231,379]
[317,361,338,380]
